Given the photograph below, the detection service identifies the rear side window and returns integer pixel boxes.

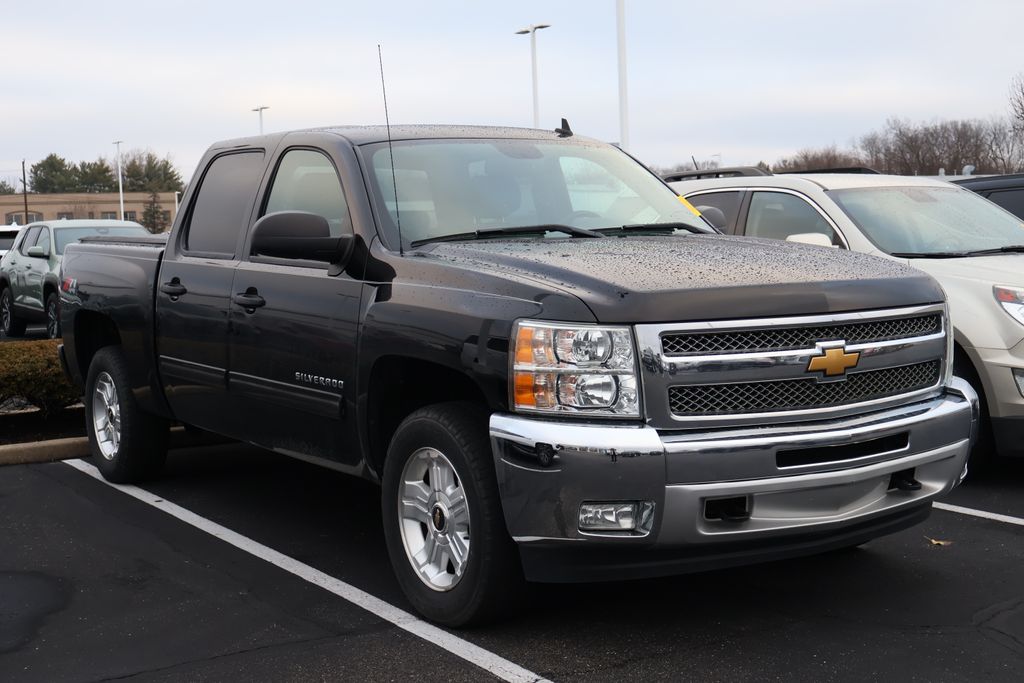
[0,234,15,251]
[688,191,742,231]
[264,149,352,236]
[185,151,265,255]
[985,189,1024,220]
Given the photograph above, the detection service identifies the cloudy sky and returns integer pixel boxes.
[3,0,1023,187]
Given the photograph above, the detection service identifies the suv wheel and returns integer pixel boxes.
[0,288,27,337]
[381,402,522,626]
[45,292,61,339]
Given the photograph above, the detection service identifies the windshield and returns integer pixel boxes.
[830,186,1024,255]
[362,138,707,247]
[54,226,151,254]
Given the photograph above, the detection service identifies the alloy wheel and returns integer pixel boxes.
[92,372,121,460]
[397,447,471,591]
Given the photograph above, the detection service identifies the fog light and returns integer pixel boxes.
[579,501,654,533]
[1014,369,1024,398]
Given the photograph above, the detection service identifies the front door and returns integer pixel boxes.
[10,226,40,309]
[227,147,364,465]
[156,150,266,432]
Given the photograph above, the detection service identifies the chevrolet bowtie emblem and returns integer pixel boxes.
[807,346,860,377]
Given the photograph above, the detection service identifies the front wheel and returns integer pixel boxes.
[85,346,169,483]
[381,402,522,626]
[0,288,27,337]
[45,292,61,339]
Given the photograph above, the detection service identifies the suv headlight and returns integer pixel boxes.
[994,285,1024,326]
[511,320,640,417]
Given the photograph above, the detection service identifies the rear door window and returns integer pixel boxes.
[185,151,266,256]
[687,191,742,231]
[745,192,841,245]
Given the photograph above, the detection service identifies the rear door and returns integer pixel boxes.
[155,150,267,432]
[227,143,365,464]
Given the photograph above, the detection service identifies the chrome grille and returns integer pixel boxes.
[667,360,941,416]
[661,314,941,356]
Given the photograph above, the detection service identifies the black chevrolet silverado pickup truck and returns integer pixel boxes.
[59,125,978,625]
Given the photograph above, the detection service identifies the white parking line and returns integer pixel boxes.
[63,459,550,683]
[934,502,1024,527]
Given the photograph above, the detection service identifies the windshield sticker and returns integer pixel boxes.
[677,196,702,216]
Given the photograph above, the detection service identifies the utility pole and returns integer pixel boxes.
[515,24,551,128]
[616,0,630,151]
[252,105,269,134]
[21,160,29,223]
[113,141,125,219]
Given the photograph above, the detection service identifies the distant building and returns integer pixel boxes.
[0,191,177,226]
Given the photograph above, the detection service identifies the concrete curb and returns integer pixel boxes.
[0,427,230,466]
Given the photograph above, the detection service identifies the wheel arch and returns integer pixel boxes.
[364,355,494,480]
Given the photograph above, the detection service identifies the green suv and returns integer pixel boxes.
[0,220,150,338]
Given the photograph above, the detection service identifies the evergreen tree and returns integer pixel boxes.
[141,191,168,233]
[0,179,15,194]
[30,154,78,192]
[77,159,116,193]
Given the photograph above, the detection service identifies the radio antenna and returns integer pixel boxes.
[378,44,404,255]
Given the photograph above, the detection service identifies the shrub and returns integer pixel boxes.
[0,339,81,416]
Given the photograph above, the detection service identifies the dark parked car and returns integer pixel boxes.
[953,173,1024,219]
[59,125,977,626]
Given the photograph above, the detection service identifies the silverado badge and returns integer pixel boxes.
[807,345,860,378]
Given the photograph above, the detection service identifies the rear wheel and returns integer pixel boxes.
[45,292,61,339]
[85,346,169,483]
[381,402,522,626]
[0,288,27,337]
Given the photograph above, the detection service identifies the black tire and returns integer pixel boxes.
[954,351,994,468]
[85,346,169,483]
[381,402,523,626]
[0,288,27,337]
[45,292,61,339]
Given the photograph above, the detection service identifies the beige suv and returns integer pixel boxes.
[672,172,1024,460]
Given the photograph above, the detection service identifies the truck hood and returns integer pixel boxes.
[422,235,944,323]
[908,254,1024,286]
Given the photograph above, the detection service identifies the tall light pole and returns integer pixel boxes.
[252,105,269,134]
[112,140,124,220]
[515,23,550,128]
[616,0,629,150]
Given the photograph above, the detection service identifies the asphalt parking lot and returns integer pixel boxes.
[1,444,1022,682]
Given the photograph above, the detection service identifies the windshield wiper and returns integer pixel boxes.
[962,245,1024,256]
[410,224,603,248]
[597,221,709,236]
[891,245,1024,259]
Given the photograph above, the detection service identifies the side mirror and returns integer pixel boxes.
[251,211,355,270]
[695,205,727,230]
[786,232,836,248]
[27,245,48,258]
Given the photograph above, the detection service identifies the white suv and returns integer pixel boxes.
[672,172,1024,460]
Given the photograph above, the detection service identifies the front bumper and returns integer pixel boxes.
[969,343,1024,457]
[490,378,978,582]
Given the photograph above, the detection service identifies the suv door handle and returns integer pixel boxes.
[232,291,265,310]
[160,281,188,297]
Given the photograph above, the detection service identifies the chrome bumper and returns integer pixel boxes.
[489,378,978,555]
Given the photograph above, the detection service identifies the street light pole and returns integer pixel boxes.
[616,0,629,150]
[252,105,269,134]
[515,24,550,128]
[112,140,124,220]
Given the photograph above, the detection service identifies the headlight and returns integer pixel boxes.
[994,285,1024,326]
[512,320,640,417]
